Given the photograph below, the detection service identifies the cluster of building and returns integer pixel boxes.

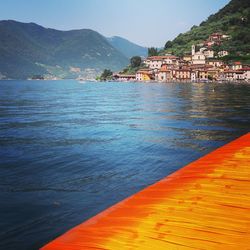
[113,33,250,83]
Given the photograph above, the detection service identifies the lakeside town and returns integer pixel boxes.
[112,33,250,83]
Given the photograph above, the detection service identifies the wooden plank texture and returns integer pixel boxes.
[41,133,250,250]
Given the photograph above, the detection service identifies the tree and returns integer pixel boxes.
[164,41,173,50]
[130,56,142,68]
[148,47,158,57]
[100,69,113,81]
[208,75,213,81]
[31,75,44,80]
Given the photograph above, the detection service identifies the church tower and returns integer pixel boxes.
[192,45,195,56]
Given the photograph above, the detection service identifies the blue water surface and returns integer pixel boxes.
[0,80,249,249]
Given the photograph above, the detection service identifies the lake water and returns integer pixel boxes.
[0,80,249,250]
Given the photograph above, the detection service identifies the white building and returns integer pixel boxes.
[135,69,152,81]
[191,71,196,81]
[203,49,214,58]
[242,68,250,81]
[192,52,206,65]
[231,62,243,70]
[155,69,171,82]
[208,59,224,68]
[199,47,214,58]
[144,56,178,70]
[191,45,206,65]
[218,50,229,57]
[223,70,245,81]
[155,64,172,82]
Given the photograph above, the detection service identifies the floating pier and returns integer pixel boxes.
[42,133,250,250]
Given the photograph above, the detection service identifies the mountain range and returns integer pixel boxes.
[1,0,248,79]
[0,20,147,79]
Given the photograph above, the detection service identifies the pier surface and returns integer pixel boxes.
[42,133,250,250]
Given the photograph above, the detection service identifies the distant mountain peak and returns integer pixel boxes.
[106,36,148,58]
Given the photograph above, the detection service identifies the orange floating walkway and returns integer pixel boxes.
[42,133,250,250]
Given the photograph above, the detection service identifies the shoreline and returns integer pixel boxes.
[0,79,249,84]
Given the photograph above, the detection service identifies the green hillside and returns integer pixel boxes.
[162,0,250,58]
[0,20,129,79]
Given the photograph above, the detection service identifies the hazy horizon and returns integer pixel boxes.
[0,0,230,47]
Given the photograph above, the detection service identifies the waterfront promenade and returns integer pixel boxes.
[42,133,250,250]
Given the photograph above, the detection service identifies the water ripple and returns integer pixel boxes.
[0,80,249,250]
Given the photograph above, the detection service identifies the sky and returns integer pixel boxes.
[0,0,230,47]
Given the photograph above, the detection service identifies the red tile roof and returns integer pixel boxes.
[159,69,171,72]
[147,56,178,60]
